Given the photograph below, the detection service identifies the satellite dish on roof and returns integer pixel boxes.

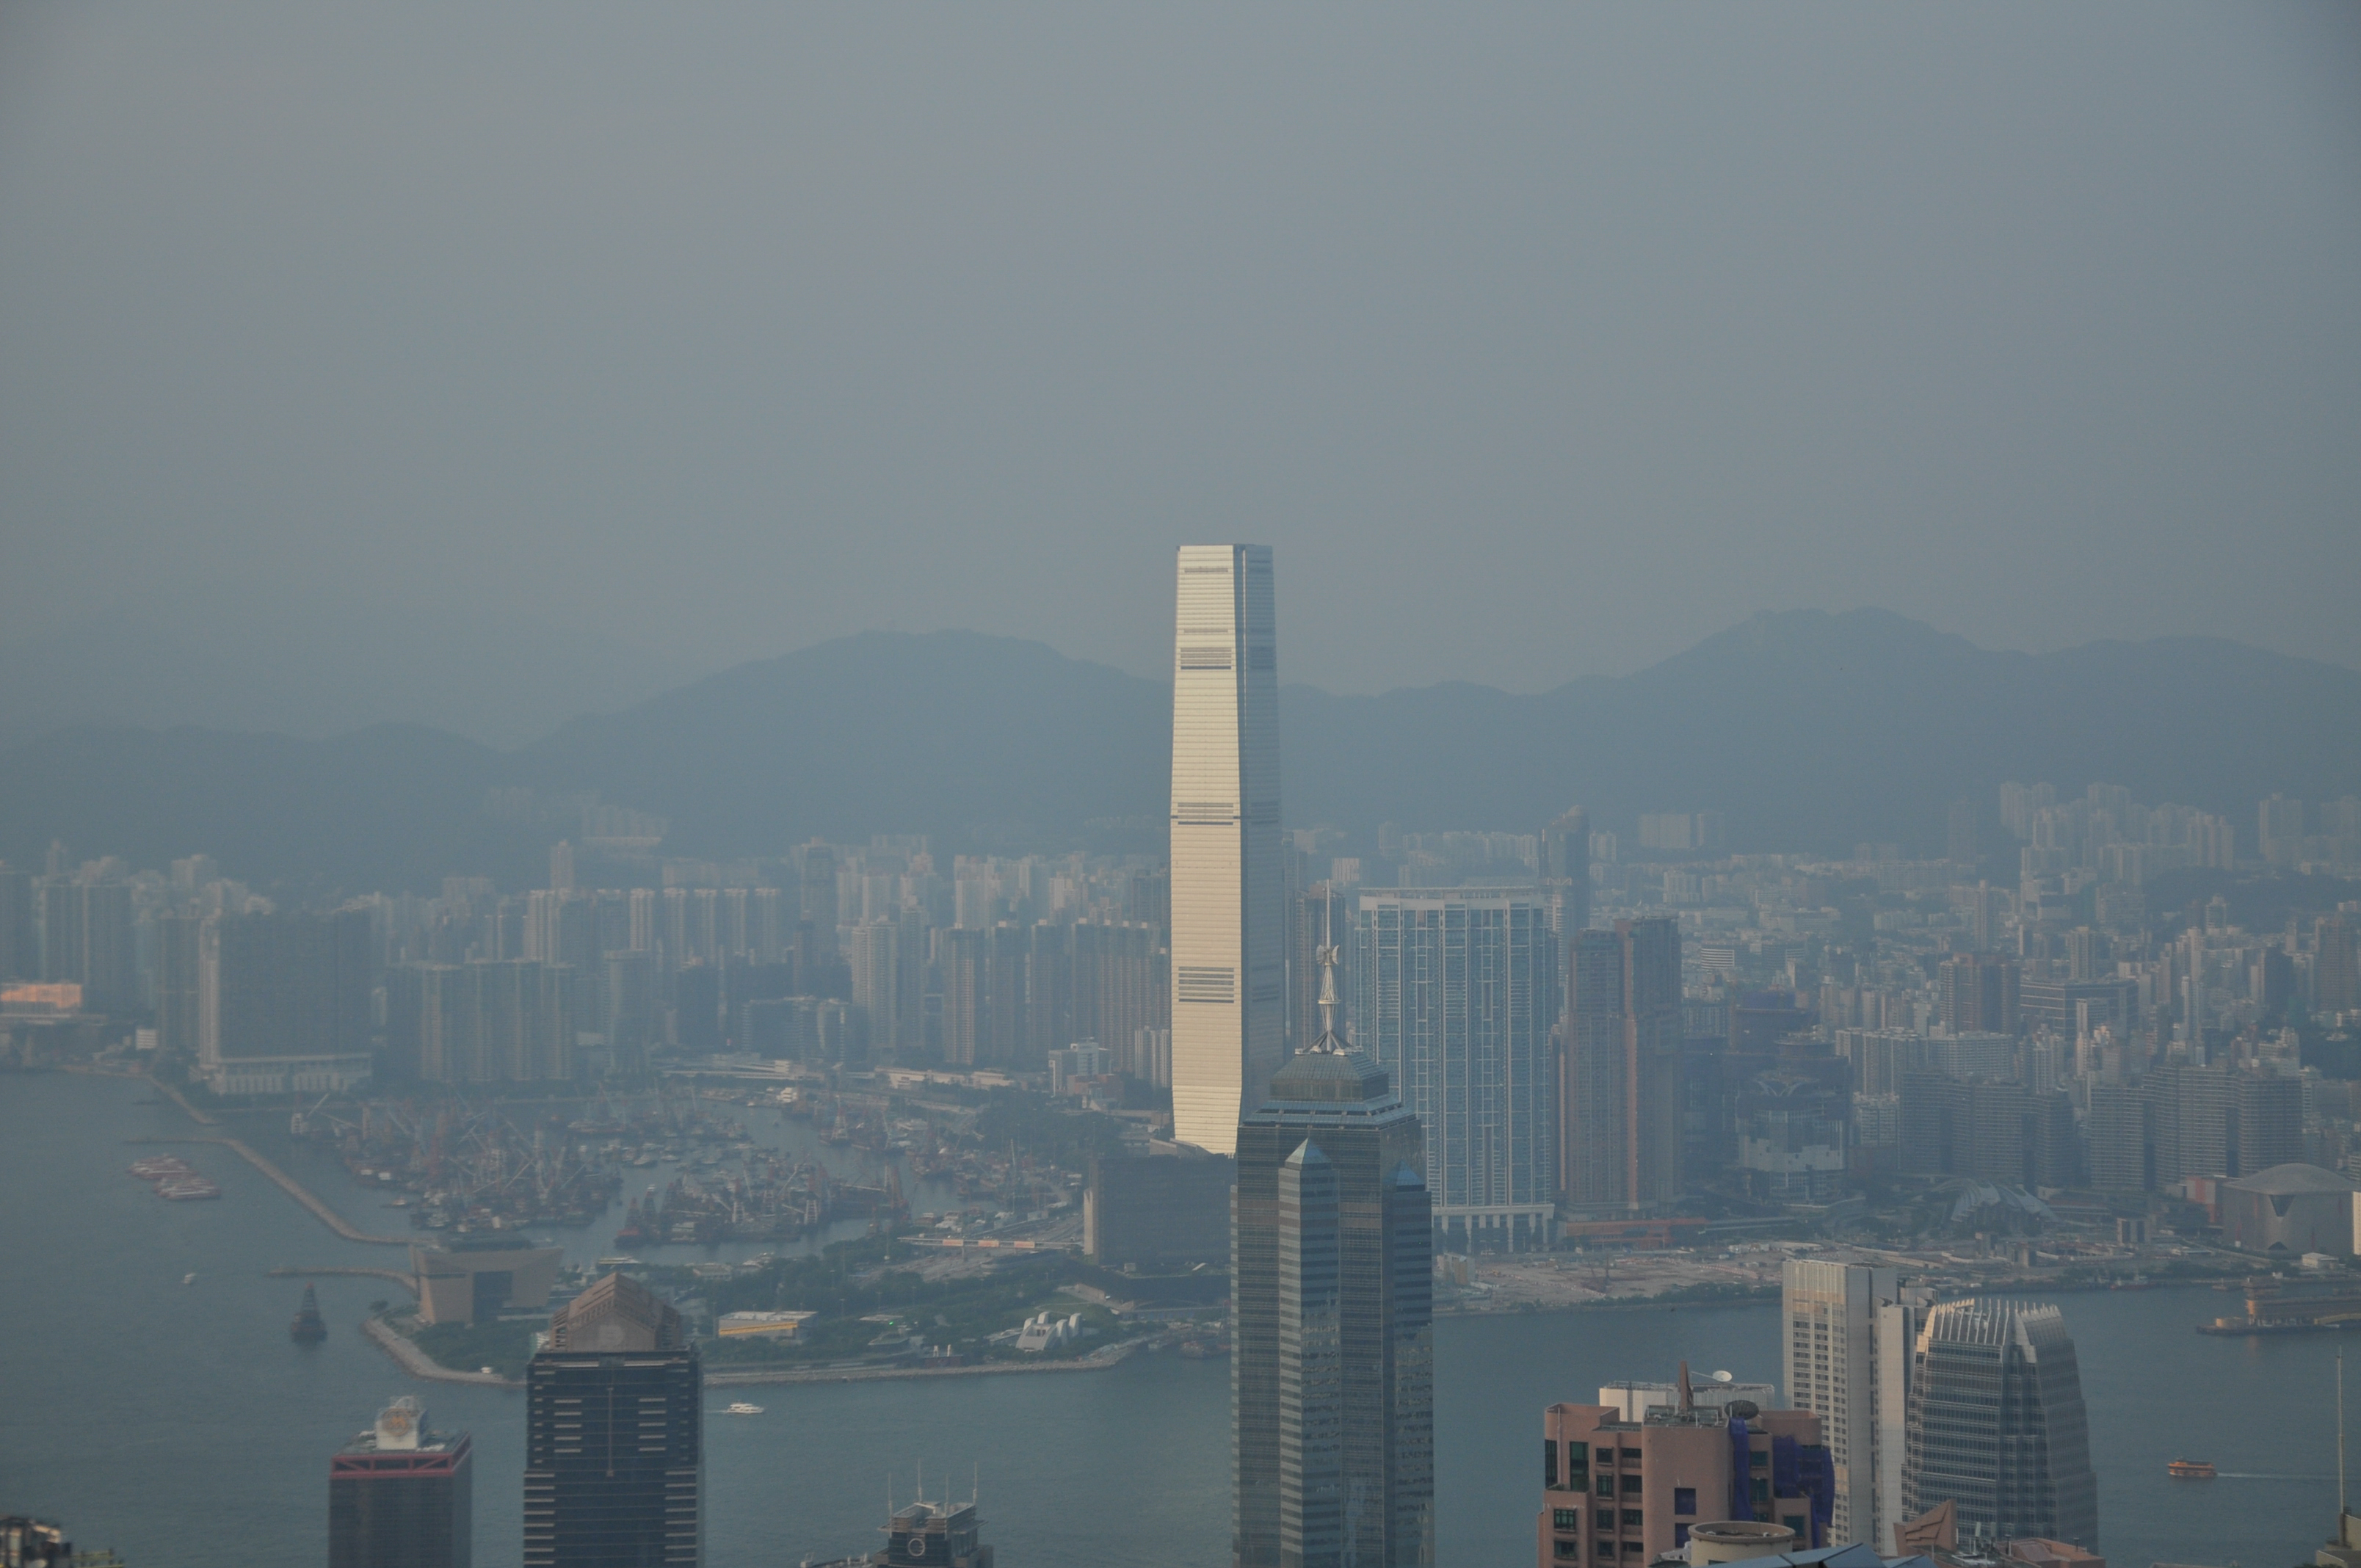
[1713,1370,1734,1383]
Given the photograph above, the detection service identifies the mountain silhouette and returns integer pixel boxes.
[3,611,2354,894]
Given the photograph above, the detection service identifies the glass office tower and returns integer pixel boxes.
[1233,959,1431,1568]
[523,1273,702,1567]
[1904,1298,2097,1549]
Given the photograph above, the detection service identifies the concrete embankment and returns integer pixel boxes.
[362,1316,521,1390]
[144,1070,407,1245]
[133,1133,413,1246]
[211,1136,413,1246]
[150,1078,219,1125]
[706,1339,1141,1388]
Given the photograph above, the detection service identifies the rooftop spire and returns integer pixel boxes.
[1310,896,1343,1054]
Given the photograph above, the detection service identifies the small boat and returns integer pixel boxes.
[2167,1458,2216,1479]
[182,1273,197,1286]
[722,1402,764,1416]
[290,1283,327,1345]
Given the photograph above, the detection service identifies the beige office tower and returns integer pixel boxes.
[1874,1285,1935,1554]
[1168,544,1283,1155]
[1782,1258,1910,1551]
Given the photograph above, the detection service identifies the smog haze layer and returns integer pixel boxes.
[1,3,2356,744]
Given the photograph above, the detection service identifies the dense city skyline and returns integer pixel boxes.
[4,5,2357,1566]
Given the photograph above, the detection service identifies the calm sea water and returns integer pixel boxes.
[0,1073,2339,1567]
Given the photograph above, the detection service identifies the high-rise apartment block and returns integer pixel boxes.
[330,1398,473,1568]
[1904,1299,2096,1549]
[1897,1076,2078,1189]
[1169,543,1283,1155]
[1233,1015,1430,1567]
[2259,794,2306,867]
[37,875,136,1013]
[847,919,907,1053]
[1935,951,2018,1036]
[2318,914,2361,1013]
[524,1273,701,1567]
[1353,889,1559,1248]
[1780,1260,1933,1552]
[0,864,33,982]
[931,918,1163,1072]
[386,959,574,1085]
[154,910,203,1059]
[199,909,376,1095]
[1562,918,1683,1214]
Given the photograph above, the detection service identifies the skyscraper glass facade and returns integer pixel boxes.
[1351,890,1557,1249]
[1234,1046,1432,1568]
[1904,1298,2097,1549]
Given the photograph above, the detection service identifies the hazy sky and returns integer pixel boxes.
[2,4,2356,733]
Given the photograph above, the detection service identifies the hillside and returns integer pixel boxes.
[3,611,2356,893]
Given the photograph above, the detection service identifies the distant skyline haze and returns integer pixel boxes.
[1,3,2356,743]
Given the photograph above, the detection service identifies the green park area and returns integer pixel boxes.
[659,1235,1125,1368]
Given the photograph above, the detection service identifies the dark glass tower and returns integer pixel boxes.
[1539,804,1590,940]
[328,1398,472,1568]
[524,1272,702,1567]
[1904,1298,2097,1549]
[1234,944,1432,1568]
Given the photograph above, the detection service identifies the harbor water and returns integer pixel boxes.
[0,1073,2339,1567]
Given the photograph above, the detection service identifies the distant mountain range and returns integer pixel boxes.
[4,609,2357,896]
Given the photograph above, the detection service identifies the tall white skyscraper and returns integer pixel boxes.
[1168,543,1283,1155]
[1781,1258,1931,1553]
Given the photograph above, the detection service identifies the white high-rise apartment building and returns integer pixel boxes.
[1782,1259,1932,1553]
[1168,544,1283,1155]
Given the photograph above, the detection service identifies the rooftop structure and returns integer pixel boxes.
[1539,1391,1833,1567]
[801,1495,993,1568]
[329,1398,473,1568]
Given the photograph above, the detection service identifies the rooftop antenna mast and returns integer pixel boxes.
[1311,896,1343,1054]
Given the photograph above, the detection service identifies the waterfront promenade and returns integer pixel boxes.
[361,1316,519,1389]
[706,1339,1141,1387]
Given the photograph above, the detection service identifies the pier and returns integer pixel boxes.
[139,1071,412,1245]
[133,1135,412,1246]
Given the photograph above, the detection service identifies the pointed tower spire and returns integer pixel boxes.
[1309,896,1344,1055]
